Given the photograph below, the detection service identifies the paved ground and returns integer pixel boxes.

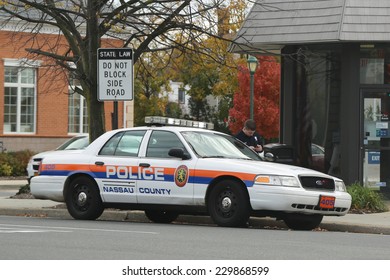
[1,179,390,234]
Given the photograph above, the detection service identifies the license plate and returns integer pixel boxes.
[319,195,335,209]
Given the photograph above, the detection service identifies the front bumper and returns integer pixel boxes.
[248,185,352,216]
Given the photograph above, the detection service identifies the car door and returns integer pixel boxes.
[136,130,195,205]
[92,130,146,203]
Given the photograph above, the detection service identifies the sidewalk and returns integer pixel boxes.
[1,179,390,234]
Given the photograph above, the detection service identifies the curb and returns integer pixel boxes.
[1,207,390,235]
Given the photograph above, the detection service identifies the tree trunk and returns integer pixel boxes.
[87,0,105,142]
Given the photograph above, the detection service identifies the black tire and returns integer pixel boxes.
[207,179,251,227]
[144,210,179,223]
[65,176,104,220]
[283,214,323,230]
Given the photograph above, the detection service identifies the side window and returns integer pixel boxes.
[99,130,145,156]
[115,131,145,156]
[146,131,186,158]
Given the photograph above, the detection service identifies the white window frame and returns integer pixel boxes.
[3,59,39,134]
[178,88,186,104]
[68,70,88,134]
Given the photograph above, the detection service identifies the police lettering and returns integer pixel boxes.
[106,166,164,180]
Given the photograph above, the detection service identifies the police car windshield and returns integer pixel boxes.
[181,131,261,160]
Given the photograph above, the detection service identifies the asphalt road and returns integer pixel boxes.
[1,215,390,260]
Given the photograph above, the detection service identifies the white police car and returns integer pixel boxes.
[26,134,89,183]
[30,116,351,230]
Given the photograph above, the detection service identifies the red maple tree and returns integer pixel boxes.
[228,56,280,140]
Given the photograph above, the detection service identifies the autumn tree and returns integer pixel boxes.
[169,0,248,128]
[229,56,280,140]
[0,0,248,141]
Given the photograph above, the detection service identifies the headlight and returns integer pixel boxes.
[335,180,347,192]
[254,175,300,187]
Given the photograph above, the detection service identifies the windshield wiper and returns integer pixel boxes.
[201,155,227,158]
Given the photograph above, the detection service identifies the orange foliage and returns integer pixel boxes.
[228,56,280,140]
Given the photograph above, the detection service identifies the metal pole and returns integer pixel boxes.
[250,72,254,120]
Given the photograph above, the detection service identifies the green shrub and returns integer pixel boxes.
[16,184,31,194]
[347,183,388,213]
[0,150,35,177]
[0,163,13,176]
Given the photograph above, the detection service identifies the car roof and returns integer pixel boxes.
[113,125,217,133]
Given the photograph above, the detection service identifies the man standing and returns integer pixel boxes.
[235,119,264,153]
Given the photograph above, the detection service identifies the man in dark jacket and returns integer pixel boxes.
[235,119,263,153]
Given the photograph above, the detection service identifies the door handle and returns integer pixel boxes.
[95,161,104,166]
[139,163,150,167]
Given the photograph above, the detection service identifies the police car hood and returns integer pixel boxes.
[200,158,337,179]
[39,150,85,162]
[33,149,83,159]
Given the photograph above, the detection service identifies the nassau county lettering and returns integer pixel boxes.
[106,166,164,180]
[102,186,171,195]
[103,186,134,193]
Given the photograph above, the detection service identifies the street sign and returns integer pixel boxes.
[97,48,133,101]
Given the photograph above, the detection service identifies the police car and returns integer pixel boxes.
[30,116,351,230]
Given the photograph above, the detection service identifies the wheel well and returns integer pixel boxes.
[63,173,98,199]
[205,175,250,206]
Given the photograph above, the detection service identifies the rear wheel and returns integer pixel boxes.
[144,210,179,223]
[65,177,104,220]
[207,179,250,227]
[283,214,323,230]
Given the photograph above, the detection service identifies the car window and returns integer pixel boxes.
[99,130,145,156]
[181,131,261,160]
[57,136,89,150]
[146,130,187,158]
[312,144,324,155]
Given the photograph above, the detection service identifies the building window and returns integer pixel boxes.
[3,66,36,133]
[359,45,390,85]
[68,91,88,134]
[68,70,88,134]
[178,88,185,104]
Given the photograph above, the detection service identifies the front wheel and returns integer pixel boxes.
[207,179,250,227]
[283,214,323,230]
[144,210,179,223]
[65,176,104,220]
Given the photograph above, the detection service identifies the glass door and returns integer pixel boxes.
[362,90,390,190]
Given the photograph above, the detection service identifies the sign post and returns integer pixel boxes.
[98,48,133,129]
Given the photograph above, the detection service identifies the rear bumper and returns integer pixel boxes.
[30,175,66,202]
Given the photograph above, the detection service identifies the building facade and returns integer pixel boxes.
[0,30,133,153]
[231,0,390,189]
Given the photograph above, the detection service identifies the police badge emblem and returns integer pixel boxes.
[174,165,188,187]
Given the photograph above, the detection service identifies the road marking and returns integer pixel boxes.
[0,229,71,233]
[0,223,158,235]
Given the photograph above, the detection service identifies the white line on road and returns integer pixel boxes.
[0,223,159,235]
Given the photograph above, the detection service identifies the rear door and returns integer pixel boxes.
[92,130,146,203]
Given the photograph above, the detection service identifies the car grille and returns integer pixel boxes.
[299,176,335,191]
[291,203,348,213]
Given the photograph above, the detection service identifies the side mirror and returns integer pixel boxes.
[264,152,276,162]
[168,148,190,160]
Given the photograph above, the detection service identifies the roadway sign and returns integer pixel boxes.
[97,48,133,101]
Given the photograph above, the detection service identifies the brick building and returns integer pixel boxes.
[0,28,134,153]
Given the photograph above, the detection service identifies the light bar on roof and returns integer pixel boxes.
[145,116,214,130]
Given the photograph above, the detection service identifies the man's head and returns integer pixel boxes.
[243,119,256,136]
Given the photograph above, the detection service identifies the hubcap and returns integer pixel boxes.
[77,192,87,206]
[221,196,232,211]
